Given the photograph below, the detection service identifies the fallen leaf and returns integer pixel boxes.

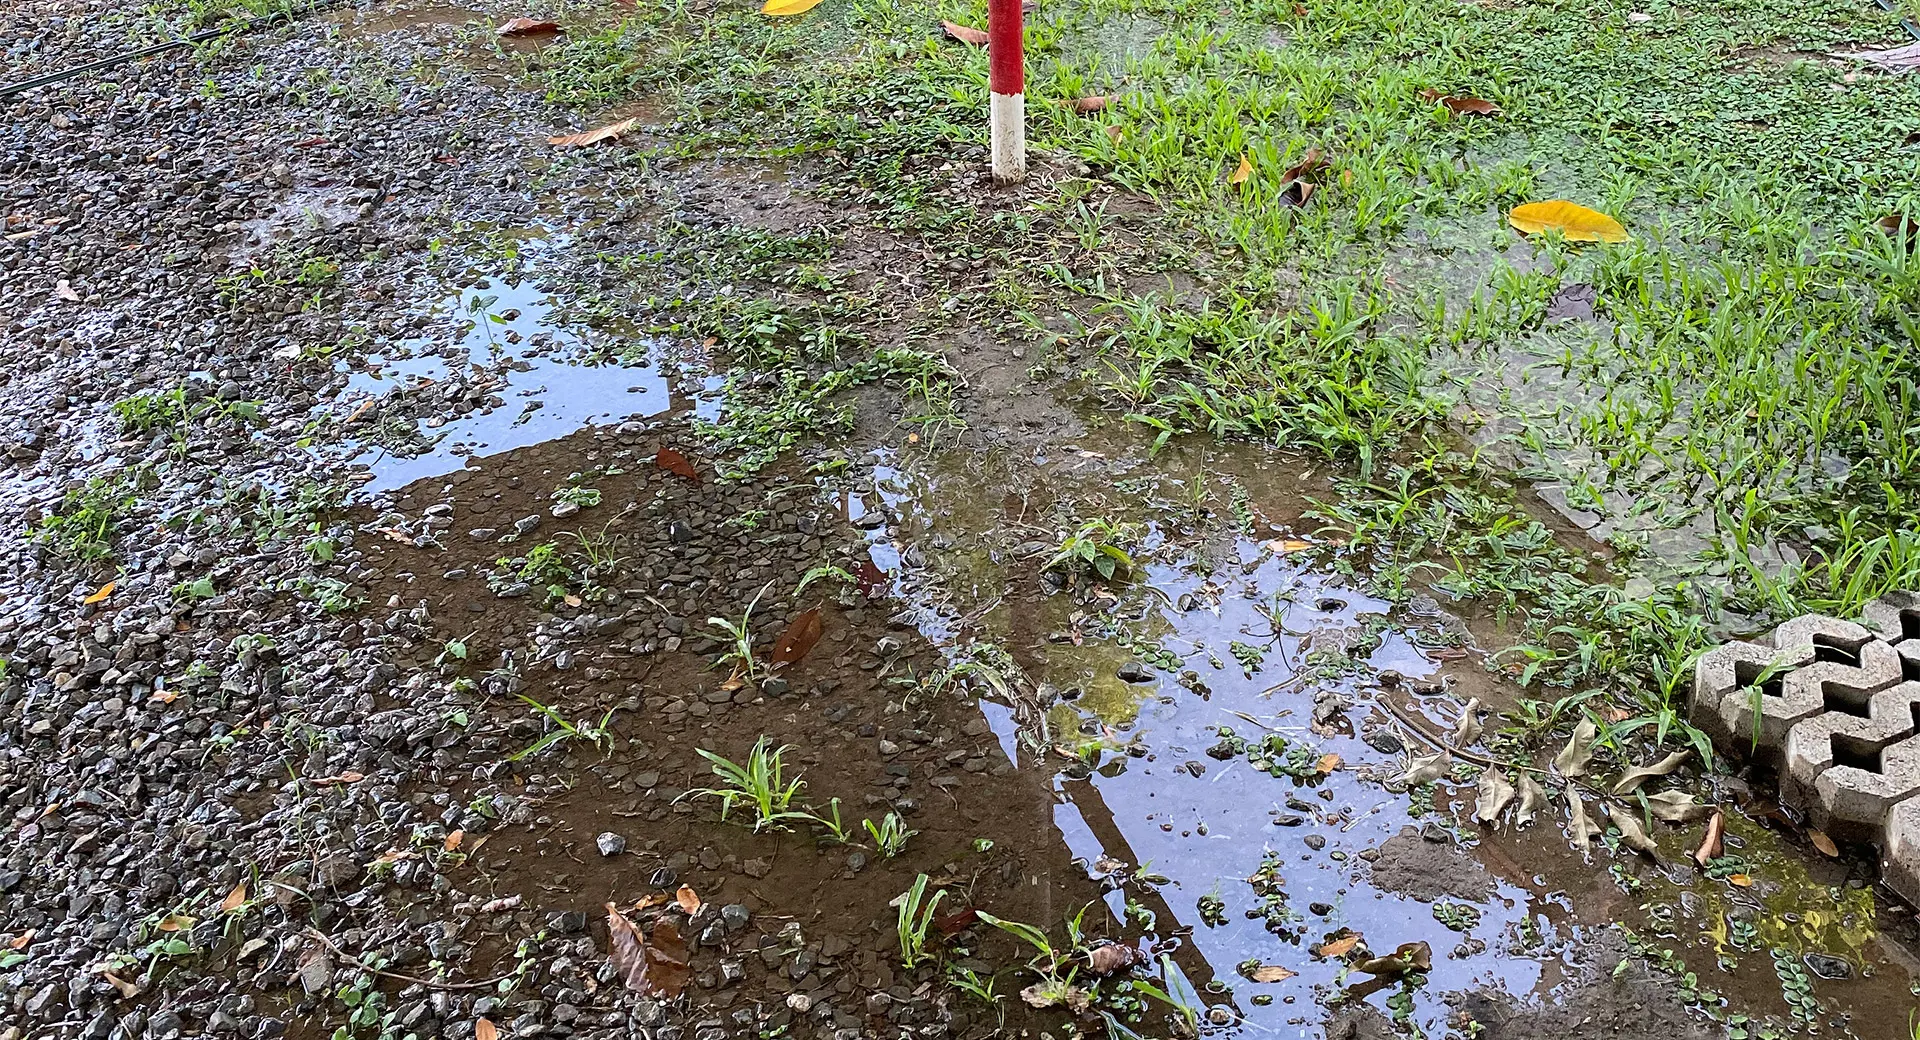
[942,20,989,45]
[1061,95,1116,113]
[56,279,81,302]
[475,1019,498,1040]
[1105,124,1123,144]
[1567,789,1599,845]
[1508,200,1631,244]
[219,882,247,913]
[101,971,141,999]
[675,885,702,915]
[1514,773,1547,827]
[1553,717,1597,777]
[497,17,559,34]
[605,904,690,997]
[932,907,979,935]
[855,559,888,598]
[1228,153,1253,185]
[1607,802,1657,855]
[312,772,365,786]
[548,118,639,148]
[769,606,824,668]
[444,829,464,852]
[1395,750,1451,787]
[1265,538,1313,554]
[1314,753,1342,775]
[1451,698,1483,746]
[83,582,115,605]
[1611,749,1690,795]
[1810,829,1839,858]
[1474,769,1515,825]
[292,136,328,147]
[1693,811,1725,868]
[1278,146,1324,185]
[1087,943,1143,975]
[1245,963,1297,983]
[1836,40,1920,70]
[1645,790,1713,823]
[1354,941,1431,977]
[1419,88,1501,116]
[655,447,699,481]
[9,929,34,950]
[1729,873,1753,886]
[763,0,826,13]
[1020,982,1092,1011]
[156,913,195,932]
[1316,933,1361,958]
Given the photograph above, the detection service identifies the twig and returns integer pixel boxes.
[302,928,509,992]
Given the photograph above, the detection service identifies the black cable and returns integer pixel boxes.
[0,0,345,101]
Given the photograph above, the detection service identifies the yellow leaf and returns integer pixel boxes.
[762,0,825,14]
[219,882,247,913]
[1316,933,1361,958]
[156,913,196,932]
[1728,873,1752,887]
[1507,200,1630,243]
[83,582,115,605]
[1314,753,1342,775]
[1228,154,1253,185]
[676,885,702,915]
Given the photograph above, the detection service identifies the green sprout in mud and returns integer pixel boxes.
[493,541,578,607]
[895,873,946,970]
[682,737,809,832]
[551,484,602,509]
[33,474,134,563]
[795,563,855,596]
[1043,518,1142,583]
[707,582,771,682]
[507,693,615,762]
[804,797,855,846]
[863,812,916,857]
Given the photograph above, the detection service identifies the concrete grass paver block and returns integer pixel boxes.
[1716,618,1901,760]
[1811,729,1920,842]
[1863,590,1920,645]
[1782,682,1920,821]
[1884,796,1920,909]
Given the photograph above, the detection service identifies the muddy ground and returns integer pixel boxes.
[4,3,1919,1040]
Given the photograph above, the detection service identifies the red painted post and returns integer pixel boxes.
[988,0,1025,184]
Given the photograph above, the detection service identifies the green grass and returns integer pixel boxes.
[33,474,135,563]
[516,0,1920,758]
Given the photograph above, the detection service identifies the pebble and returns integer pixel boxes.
[596,832,627,857]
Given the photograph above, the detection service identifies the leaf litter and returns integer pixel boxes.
[604,903,689,997]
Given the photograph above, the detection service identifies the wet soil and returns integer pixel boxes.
[2,1,1919,1039]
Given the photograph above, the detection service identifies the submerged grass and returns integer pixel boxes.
[528,0,1920,754]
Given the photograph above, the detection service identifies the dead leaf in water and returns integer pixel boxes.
[548,118,639,148]
[1553,716,1597,777]
[769,606,824,668]
[1508,200,1631,244]
[83,582,115,605]
[1610,749,1689,795]
[1566,788,1599,845]
[1061,95,1117,113]
[1474,768,1515,824]
[675,885,702,915]
[1244,963,1296,983]
[1419,89,1501,115]
[942,20,989,45]
[475,1019,498,1040]
[655,447,700,481]
[605,904,690,997]
[1265,538,1313,554]
[1645,790,1712,823]
[1451,697,1483,746]
[1315,933,1361,958]
[1395,750,1450,787]
[1693,811,1725,868]
[1314,753,1342,775]
[1086,943,1143,975]
[1607,802,1658,855]
[854,559,888,598]
[1809,829,1839,858]
[762,0,826,13]
[1354,941,1431,977]
[496,17,559,34]
[1514,772,1546,827]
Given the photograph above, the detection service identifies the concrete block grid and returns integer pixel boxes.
[1688,595,1920,908]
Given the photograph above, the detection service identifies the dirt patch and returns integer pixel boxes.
[1366,826,1497,902]
[1451,933,1720,1040]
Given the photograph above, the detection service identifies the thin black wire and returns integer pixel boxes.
[0,0,345,101]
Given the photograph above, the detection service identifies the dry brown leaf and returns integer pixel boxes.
[942,20,989,45]
[156,913,195,932]
[444,829,465,852]
[605,903,651,992]
[1419,88,1501,116]
[1279,146,1324,185]
[675,885,702,915]
[1105,124,1123,144]
[1608,802,1657,855]
[1228,153,1253,185]
[1246,963,1296,983]
[655,447,699,481]
[1354,941,1431,977]
[1061,95,1116,113]
[605,904,690,997]
[1809,829,1839,858]
[475,1019,498,1040]
[1316,933,1361,958]
[1566,788,1599,845]
[1611,749,1690,795]
[1553,717,1597,777]
[1645,790,1712,823]
[1265,538,1313,554]
[497,17,559,34]
[9,929,34,950]
[548,118,639,148]
[1314,753,1342,775]
[312,772,365,786]
[770,606,824,668]
[101,972,141,999]
[1474,768,1515,824]
[1396,750,1450,786]
[219,882,247,913]
[1086,943,1143,974]
[1452,698,1483,746]
[1693,811,1725,868]
[1514,773,1546,827]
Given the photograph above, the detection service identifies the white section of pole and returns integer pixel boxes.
[990,91,1026,186]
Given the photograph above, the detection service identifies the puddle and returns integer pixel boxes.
[842,426,1920,1037]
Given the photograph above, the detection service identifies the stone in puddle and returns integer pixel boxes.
[1803,952,1852,980]
[595,832,626,857]
[1116,661,1155,683]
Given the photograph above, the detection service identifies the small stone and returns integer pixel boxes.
[596,832,627,857]
[1116,661,1154,683]
[721,904,751,931]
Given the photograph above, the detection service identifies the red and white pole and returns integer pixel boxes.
[988,0,1025,185]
